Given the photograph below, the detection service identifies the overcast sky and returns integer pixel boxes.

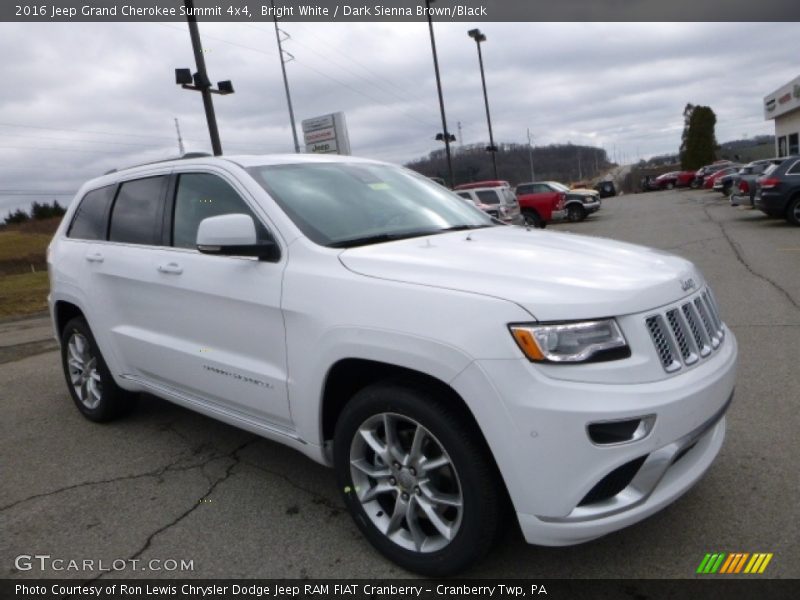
[0,21,797,215]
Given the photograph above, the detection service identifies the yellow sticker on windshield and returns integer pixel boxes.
[368,183,391,191]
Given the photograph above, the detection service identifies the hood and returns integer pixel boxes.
[339,227,701,321]
[568,188,599,197]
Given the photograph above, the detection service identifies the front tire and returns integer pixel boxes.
[567,204,586,222]
[666,182,675,190]
[334,382,503,576]
[60,317,137,422]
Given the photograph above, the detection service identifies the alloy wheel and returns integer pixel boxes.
[349,413,463,553]
[67,332,103,409]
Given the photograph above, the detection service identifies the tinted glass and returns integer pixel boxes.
[456,191,473,200]
[516,184,533,195]
[476,190,500,205]
[109,177,166,245]
[786,160,800,175]
[173,173,268,249]
[247,163,492,247]
[67,185,115,240]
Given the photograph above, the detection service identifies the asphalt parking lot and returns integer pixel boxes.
[1,188,798,579]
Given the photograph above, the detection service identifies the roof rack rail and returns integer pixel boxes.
[103,152,214,176]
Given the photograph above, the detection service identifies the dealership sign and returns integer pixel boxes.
[301,112,351,155]
[764,74,800,120]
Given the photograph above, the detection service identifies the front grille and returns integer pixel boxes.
[645,288,725,373]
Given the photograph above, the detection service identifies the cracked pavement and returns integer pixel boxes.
[1,188,798,578]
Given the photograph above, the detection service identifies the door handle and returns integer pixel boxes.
[157,262,183,275]
[85,252,104,263]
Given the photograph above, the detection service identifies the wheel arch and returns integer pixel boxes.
[54,299,86,336]
[321,358,479,445]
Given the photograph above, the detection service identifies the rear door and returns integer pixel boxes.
[83,173,171,380]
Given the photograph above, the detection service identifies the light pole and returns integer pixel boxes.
[175,0,234,156]
[468,28,498,180]
[425,0,455,188]
[271,0,300,153]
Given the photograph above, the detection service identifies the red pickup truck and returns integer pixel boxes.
[513,182,569,227]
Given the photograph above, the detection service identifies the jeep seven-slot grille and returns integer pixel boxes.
[645,289,724,373]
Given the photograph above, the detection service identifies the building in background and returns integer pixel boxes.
[764,75,800,157]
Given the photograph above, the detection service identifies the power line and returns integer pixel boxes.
[157,23,436,131]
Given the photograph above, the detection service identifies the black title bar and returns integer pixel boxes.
[4,0,798,22]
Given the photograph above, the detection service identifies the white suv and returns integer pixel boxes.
[49,154,737,575]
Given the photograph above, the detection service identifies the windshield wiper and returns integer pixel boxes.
[328,225,493,248]
[435,224,493,232]
[328,231,437,248]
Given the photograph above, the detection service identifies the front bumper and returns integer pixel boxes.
[450,328,737,546]
[583,200,601,213]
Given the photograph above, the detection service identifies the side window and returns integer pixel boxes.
[786,160,800,175]
[67,185,115,240]
[516,185,531,195]
[455,191,473,200]
[532,184,547,194]
[172,173,268,249]
[109,176,167,245]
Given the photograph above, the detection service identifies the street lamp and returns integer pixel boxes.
[175,0,234,156]
[425,0,455,188]
[467,28,498,179]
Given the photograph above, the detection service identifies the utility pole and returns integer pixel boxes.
[183,0,223,155]
[271,0,300,153]
[425,0,455,188]
[174,118,185,155]
[457,121,463,148]
[527,128,535,181]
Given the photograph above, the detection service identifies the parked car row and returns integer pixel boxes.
[688,156,799,226]
[452,179,604,227]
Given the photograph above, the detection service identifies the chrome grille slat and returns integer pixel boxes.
[682,303,711,357]
[645,315,680,372]
[666,309,697,364]
[646,287,725,373]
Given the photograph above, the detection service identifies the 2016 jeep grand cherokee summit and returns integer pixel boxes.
[49,154,737,575]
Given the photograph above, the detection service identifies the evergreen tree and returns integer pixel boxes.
[680,104,718,170]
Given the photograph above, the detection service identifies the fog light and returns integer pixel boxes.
[587,415,655,445]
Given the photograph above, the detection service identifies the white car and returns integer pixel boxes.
[49,154,737,575]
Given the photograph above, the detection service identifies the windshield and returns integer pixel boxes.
[247,162,494,247]
[548,182,570,192]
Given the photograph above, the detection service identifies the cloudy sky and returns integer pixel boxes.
[0,21,797,215]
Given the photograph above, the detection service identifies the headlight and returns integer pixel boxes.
[509,319,629,363]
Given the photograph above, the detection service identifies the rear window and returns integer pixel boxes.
[109,176,167,245]
[67,185,115,240]
[475,190,500,205]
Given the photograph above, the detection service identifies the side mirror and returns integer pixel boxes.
[196,214,279,261]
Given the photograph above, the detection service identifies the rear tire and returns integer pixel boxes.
[333,381,504,576]
[666,182,675,190]
[522,210,545,229]
[60,317,137,422]
[786,195,800,226]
